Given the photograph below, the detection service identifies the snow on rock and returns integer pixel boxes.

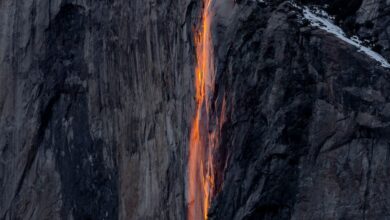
[300,5,390,68]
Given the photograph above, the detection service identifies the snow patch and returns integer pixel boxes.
[299,5,390,68]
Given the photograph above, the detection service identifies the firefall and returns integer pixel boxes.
[188,0,216,219]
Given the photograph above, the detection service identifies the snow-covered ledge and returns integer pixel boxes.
[295,4,390,68]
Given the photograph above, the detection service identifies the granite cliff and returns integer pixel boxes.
[1,0,390,219]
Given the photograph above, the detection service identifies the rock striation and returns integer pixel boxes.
[0,0,195,219]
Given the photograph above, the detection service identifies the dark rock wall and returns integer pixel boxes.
[209,0,390,219]
[1,0,390,220]
[0,0,196,219]
[355,0,390,59]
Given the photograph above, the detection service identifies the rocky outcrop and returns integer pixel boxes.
[300,0,390,60]
[1,0,390,219]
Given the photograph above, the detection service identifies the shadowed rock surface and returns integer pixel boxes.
[209,0,390,219]
[1,0,390,220]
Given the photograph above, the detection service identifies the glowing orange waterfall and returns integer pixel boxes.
[188,0,216,219]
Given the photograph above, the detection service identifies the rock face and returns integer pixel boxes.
[0,0,194,219]
[1,0,390,220]
[209,0,390,219]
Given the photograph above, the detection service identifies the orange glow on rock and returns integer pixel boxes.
[188,0,215,220]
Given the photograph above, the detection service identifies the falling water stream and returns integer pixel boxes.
[188,0,216,219]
